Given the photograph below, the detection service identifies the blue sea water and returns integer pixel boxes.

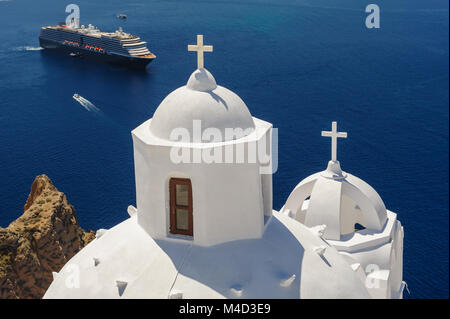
[0,0,448,298]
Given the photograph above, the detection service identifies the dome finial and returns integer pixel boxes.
[321,121,347,162]
[188,34,213,70]
[186,68,217,91]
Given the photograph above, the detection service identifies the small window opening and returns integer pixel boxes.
[169,178,193,236]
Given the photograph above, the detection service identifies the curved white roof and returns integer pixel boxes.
[44,211,371,299]
[149,69,255,143]
[282,160,388,240]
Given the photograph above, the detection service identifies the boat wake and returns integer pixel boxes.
[73,94,101,113]
[13,46,43,51]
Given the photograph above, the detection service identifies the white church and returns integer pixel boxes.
[44,35,406,299]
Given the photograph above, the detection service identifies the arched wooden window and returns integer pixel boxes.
[169,178,193,236]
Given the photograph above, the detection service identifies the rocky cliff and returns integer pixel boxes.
[0,175,95,299]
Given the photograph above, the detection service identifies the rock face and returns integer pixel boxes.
[0,175,95,299]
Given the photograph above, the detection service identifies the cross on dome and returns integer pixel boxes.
[321,121,347,162]
[188,34,213,69]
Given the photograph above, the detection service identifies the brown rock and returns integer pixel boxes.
[0,175,95,299]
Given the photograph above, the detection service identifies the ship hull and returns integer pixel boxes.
[39,37,153,68]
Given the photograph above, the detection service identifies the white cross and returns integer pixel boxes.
[321,121,347,162]
[188,35,213,69]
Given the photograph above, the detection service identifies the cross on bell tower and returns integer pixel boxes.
[321,121,347,162]
[188,34,213,70]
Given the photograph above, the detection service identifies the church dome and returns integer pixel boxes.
[282,160,388,240]
[149,68,255,143]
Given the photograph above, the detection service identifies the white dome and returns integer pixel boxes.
[282,160,388,240]
[149,69,255,142]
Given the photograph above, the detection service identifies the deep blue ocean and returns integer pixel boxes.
[0,0,448,298]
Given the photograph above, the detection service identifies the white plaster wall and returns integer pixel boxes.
[335,219,404,299]
[132,128,271,246]
[261,172,272,218]
[45,211,377,299]
[340,194,365,235]
[341,180,386,232]
[389,221,404,298]
[304,178,342,240]
[345,174,388,228]
[281,176,317,223]
[260,129,273,218]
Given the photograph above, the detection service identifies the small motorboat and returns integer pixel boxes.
[72,94,100,112]
[117,14,127,19]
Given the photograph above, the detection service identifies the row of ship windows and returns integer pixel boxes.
[43,30,140,46]
[44,33,144,54]
[63,40,147,53]
[44,32,121,48]
[64,40,105,52]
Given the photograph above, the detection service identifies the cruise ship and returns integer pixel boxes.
[39,22,155,68]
